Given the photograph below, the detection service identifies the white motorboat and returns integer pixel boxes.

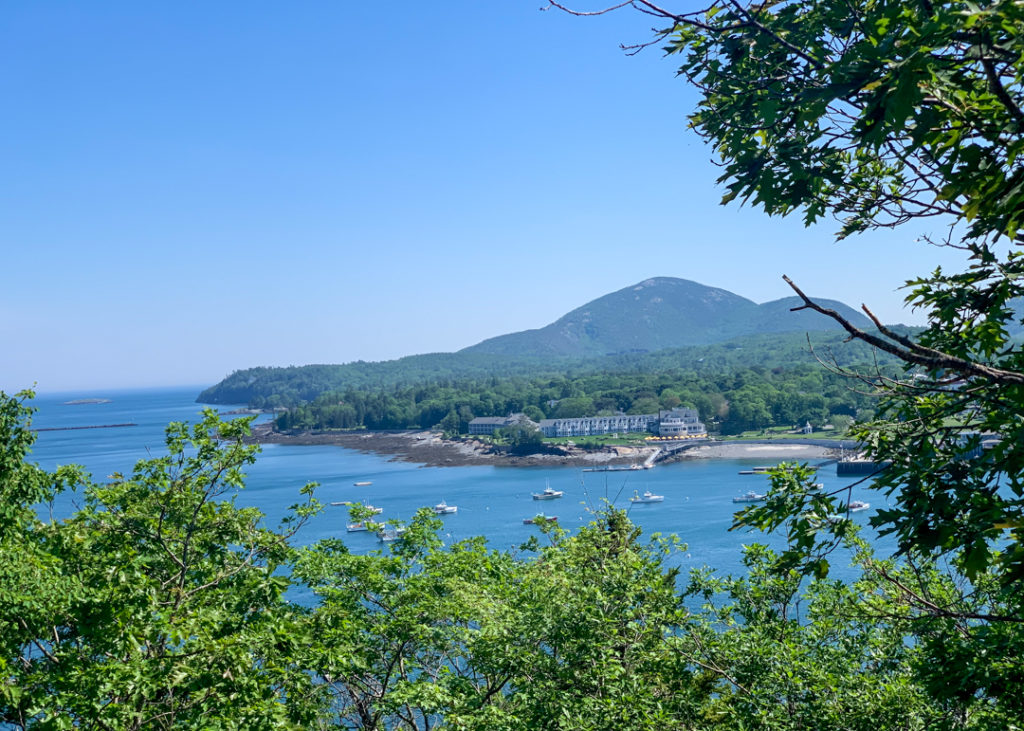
[377,525,407,541]
[849,500,871,512]
[354,481,373,486]
[732,491,767,503]
[630,490,664,504]
[532,482,564,501]
[433,501,457,515]
[346,522,368,532]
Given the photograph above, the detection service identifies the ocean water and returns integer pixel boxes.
[22,386,891,582]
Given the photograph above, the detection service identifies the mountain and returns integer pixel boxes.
[197,277,879,406]
[460,278,871,357]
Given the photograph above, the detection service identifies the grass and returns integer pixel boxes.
[723,425,849,441]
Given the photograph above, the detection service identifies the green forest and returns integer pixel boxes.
[197,330,901,410]
[198,331,906,437]
[271,362,877,436]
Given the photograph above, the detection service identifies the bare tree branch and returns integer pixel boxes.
[783,275,1024,386]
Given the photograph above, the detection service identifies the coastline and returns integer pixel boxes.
[247,423,841,467]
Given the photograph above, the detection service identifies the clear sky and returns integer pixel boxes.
[1,2,970,393]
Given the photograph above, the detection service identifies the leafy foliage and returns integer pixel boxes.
[542,0,1024,721]
[5,396,1024,727]
[622,0,1024,585]
[1,400,320,729]
[666,0,1024,242]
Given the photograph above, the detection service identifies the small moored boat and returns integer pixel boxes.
[532,482,564,501]
[347,522,369,532]
[523,514,558,525]
[732,491,767,503]
[849,500,871,512]
[630,490,664,504]
[377,525,407,541]
[354,481,373,487]
[433,501,458,515]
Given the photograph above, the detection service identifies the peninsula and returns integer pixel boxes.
[246,422,838,468]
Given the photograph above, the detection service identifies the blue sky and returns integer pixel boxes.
[2,2,969,392]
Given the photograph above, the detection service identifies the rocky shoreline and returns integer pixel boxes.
[246,423,839,468]
[247,422,655,467]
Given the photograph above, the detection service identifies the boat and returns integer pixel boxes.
[346,522,369,532]
[732,491,767,503]
[330,501,350,506]
[532,482,564,501]
[354,481,373,487]
[365,505,384,515]
[849,500,871,512]
[630,490,664,504]
[377,525,407,541]
[433,501,457,515]
[523,514,559,525]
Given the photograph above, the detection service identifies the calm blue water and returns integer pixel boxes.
[23,386,892,582]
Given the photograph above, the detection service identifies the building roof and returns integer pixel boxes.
[469,417,514,426]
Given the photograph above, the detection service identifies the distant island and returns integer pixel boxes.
[63,398,112,405]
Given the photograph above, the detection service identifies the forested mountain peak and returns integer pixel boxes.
[461,277,870,357]
[198,278,877,406]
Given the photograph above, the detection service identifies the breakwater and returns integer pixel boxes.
[34,423,138,432]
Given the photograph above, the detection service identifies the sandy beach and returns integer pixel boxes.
[669,442,838,461]
[247,423,841,467]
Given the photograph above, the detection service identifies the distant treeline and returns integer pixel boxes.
[200,330,909,413]
[273,361,889,436]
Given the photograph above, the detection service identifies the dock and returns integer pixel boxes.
[837,459,890,475]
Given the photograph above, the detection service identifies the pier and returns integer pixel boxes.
[837,459,890,476]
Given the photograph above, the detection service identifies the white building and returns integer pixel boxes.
[468,413,534,436]
[538,414,657,438]
[656,408,707,437]
[537,408,706,438]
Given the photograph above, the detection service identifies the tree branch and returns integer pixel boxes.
[782,275,1024,386]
